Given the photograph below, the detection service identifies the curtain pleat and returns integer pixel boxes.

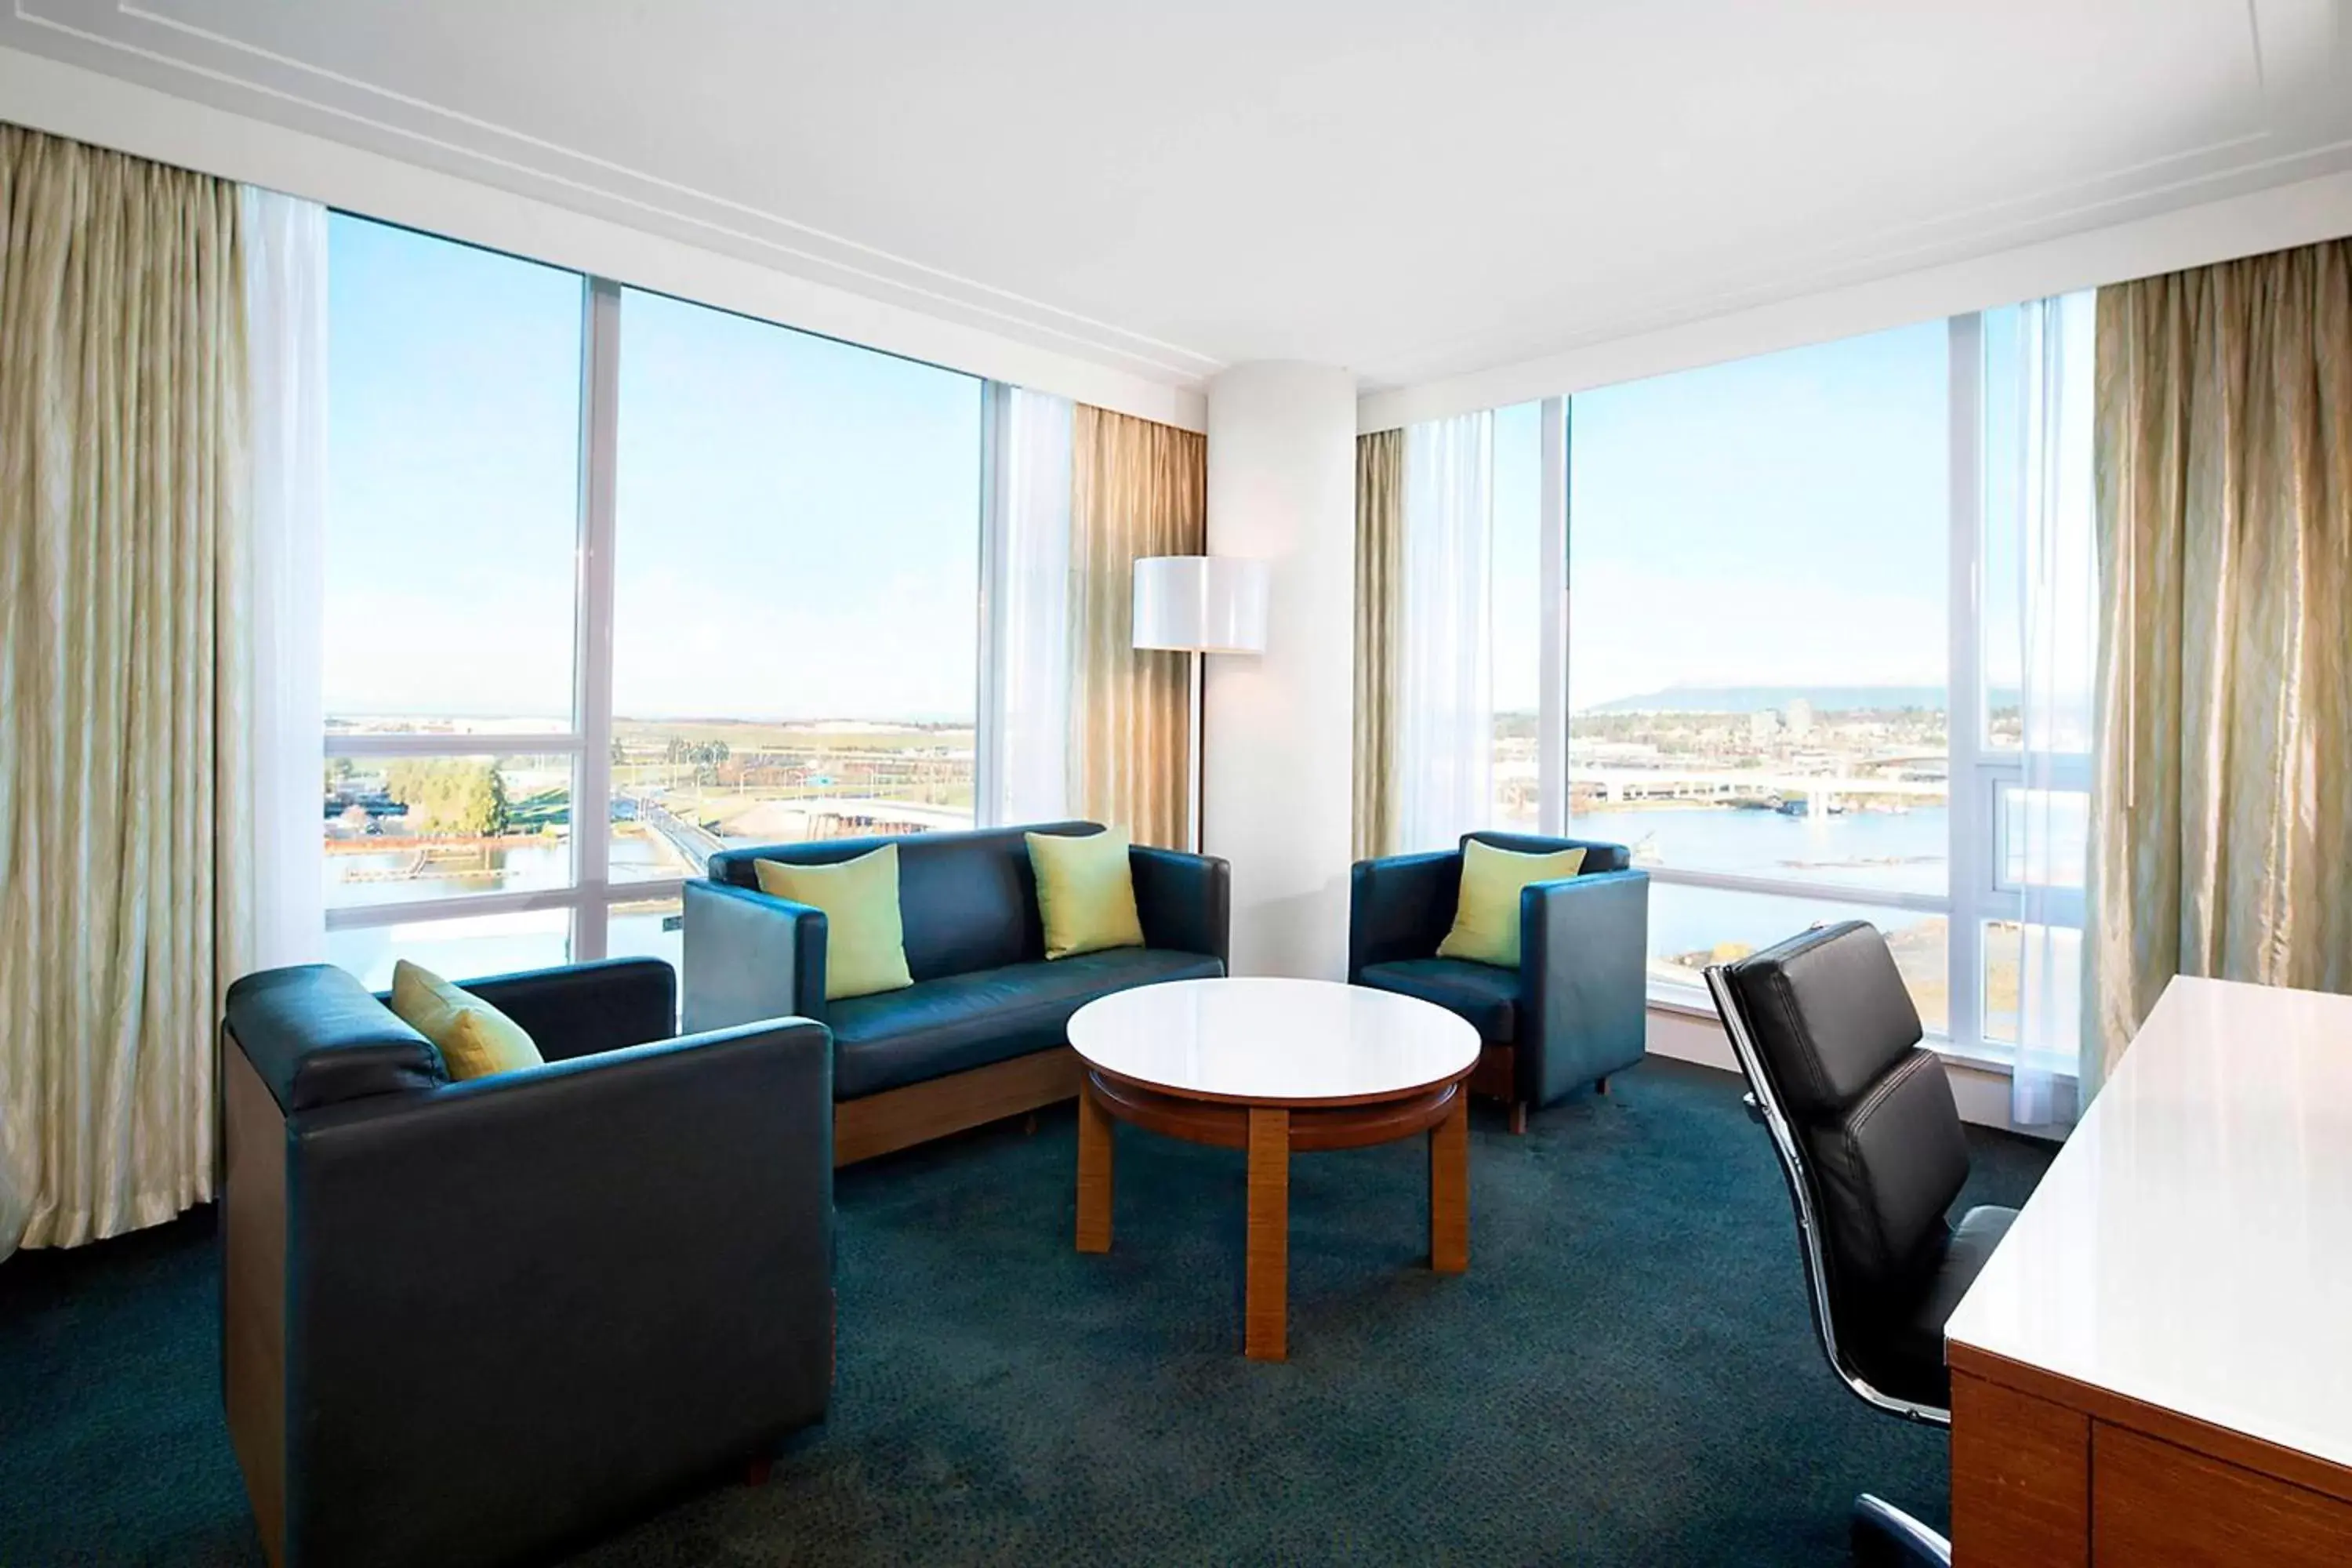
[0,125,249,1250]
[2085,238,2352,1094]
[1068,405,1204,849]
[1352,429,1403,859]
[1394,414,1495,854]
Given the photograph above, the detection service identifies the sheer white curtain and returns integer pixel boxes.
[239,187,328,968]
[982,385,1074,826]
[1999,293,2096,1127]
[1394,412,1495,852]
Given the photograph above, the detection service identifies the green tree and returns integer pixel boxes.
[383,758,509,839]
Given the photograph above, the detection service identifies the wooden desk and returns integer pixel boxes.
[1944,977,2352,1564]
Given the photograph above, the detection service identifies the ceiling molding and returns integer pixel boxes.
[1357,163,2352,432]
[5,2,2349,408]
[6,0,1229,389]
[1359,129,2352,393]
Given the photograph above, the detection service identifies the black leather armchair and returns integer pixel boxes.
[220,958,834,1568]
[1706,922,2020,1568]
[1349,831,1649,1131]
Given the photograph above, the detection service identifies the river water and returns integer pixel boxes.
[327,803,1975,990]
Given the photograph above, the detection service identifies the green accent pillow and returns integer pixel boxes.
[1026,828,1146,960]
[1436,839,1587,968]
[755,845,916,1002]
[387,959,545,1080]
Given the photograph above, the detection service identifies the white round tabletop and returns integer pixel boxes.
[1066,976,1481,1105]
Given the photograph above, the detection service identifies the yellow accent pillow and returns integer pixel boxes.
[1436,840,1587,968]
[755,845,915,1002]
[1027,829,1146,960]
[387,959,544,1080]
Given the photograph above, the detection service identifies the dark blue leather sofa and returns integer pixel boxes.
[218,957,833,1568]
[1349,830,1649,1132]
[682,821,1229,1163]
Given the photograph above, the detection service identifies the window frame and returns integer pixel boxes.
[1548,308,2085,1073]
[322,231,994,980]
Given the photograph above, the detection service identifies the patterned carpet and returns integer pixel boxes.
[0,1057,2049,1566]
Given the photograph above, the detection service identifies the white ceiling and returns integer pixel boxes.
[5,0,2351,396]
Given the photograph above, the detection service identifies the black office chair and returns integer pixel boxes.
[1704,922,2019,1568]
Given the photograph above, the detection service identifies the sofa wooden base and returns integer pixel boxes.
[833,1047,1084,1167]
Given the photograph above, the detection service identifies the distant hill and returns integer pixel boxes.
[1584,684,1951,715]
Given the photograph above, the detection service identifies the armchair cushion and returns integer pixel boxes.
[829,947,1222,1099]
[1436,839,1586,967]
[1356,958,1520,1043]
[387,960,543,1080]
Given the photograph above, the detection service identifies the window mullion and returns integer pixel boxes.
[573,278,623,960]
[1538,395,1570,836]
[1946,311,1987,1056]
[974,381,1007,827]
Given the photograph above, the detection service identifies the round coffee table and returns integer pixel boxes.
[1065,976,1483,1361]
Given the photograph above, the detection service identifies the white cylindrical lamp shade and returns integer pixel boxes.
[1131,556,1270,654]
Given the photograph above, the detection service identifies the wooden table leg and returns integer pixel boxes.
[1075,1073,1113,1254]
[1245,1106,1290,1361]
[1429,1087,1468,1274]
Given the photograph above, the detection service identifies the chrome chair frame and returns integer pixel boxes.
[1703,961,1950,1427]
[1704,960,1955,1567]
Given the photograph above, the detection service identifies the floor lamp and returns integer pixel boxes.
[1131,555,1270,853]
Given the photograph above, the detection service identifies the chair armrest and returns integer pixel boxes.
[1129,846,1230,964]
[279,1018,834,1566]
[682,878,827,1035]
[1348,850,1461,978]
[452,957,676,1062]
[1517,869,1651,1105]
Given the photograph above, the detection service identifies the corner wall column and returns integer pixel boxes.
[1202,362,1358,978]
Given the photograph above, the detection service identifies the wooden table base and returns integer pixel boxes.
[1074,1068,1472,1361]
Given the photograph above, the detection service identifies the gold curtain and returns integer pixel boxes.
[1352,428,1404,860]
[0,125,250,1249]
[2085,238,2352,1094]
[1068,404,1205,849]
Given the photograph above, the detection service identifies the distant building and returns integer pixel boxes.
[1784,699,1815,738]
[1748,710,1780,743]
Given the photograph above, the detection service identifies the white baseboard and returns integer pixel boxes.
[1643,1004,2060,1142]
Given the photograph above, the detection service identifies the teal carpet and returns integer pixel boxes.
[0,1058,2048,1566]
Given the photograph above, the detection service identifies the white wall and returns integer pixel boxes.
[1359,166,2352,432]
[0,44,1206,432]
[1203,362,1359,978]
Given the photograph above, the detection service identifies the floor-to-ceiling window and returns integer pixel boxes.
[1565,320,1955,1025]
[321,219,588,986]
[1482,296,2096,1071]
[321,216,986,986]
[607,289,984,969]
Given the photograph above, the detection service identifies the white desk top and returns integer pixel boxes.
[1946,975,2352,1468]
[1065,977,1480,1103]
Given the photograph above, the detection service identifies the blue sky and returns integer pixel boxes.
[325,216,981,723]
[1565,319,1950,708]
[327,215,1950,724]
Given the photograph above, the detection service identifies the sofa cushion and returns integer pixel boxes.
[1027,827,1145,960]
[829,947,1224,1100]
[1357,958,1521,1044]
[707,822,1102,982]
[754,845,915,1001]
